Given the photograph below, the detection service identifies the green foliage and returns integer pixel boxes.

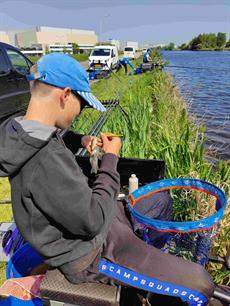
[28,53,89,64]
[179,43,188,50]
[180,32,228,50]
[72,43,80,54]
[216,32,226,48]
[150,48,163,60]
[0,178,12,285]
[71,53,89,62]
[28,55,40,63]
[0,263,6,287]
[0,178,12,222]
[164,42,175,51]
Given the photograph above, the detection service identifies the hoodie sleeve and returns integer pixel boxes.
[30,147,120,238]
[61,130,84,154]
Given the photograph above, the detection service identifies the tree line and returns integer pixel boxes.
[163,32,230,51]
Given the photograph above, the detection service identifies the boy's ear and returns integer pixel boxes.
[60,87,71,102]
[59,87,71,110]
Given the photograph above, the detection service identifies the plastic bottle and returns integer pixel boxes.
[129,174,139,194]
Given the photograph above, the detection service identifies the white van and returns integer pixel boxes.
[124,46,136,60]
[88,45,119,71]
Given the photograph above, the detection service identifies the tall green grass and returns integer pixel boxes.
[0,178,12,286]
[29,53,89,64]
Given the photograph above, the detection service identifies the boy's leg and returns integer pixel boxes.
[116,63,122,72]
[60,201,214,303]
[99,202,214,301]
[123,63,128,74]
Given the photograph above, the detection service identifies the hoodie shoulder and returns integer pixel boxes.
[0,117,52,177]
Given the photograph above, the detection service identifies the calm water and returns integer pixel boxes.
[162,51,230,162]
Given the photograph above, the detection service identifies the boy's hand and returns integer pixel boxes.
[100,133,121,156]
[81,136,102,154]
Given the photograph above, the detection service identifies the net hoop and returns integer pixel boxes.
[128,178,227,233]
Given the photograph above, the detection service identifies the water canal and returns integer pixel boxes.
[163,51,230,162]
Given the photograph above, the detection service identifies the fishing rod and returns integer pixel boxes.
[89,100,119,136]
[76,99,120,156]
[165,65,230,73]
[76,78,129,157]
[76,62,131,157]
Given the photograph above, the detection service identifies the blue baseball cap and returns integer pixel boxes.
[26,53,106,112]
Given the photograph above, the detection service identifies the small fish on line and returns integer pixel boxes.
[89,137,104,174]
[89,133,123,174]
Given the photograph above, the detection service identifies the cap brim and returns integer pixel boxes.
[77,91,106,112]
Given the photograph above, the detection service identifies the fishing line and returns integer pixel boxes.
[76,99,119,156]
[165,65,230,73]
[76,59,140,156]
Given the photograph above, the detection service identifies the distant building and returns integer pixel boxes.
[0,31,10,44]
[5,26,98,54]
[49,43,73,54]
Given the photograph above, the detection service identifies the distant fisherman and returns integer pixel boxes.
[116,56,134,74]
[143,48,152,63]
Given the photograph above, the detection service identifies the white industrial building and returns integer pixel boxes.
[0,26,98,55]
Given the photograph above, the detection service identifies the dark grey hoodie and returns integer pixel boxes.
[0,116,120,268]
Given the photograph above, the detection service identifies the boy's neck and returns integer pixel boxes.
[24,99,57,128]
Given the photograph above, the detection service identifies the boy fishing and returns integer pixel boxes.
[0,53,213,305]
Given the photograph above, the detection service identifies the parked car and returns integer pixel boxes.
[0,42,33,123]
[88,45,119,71]
[124,46,136,60]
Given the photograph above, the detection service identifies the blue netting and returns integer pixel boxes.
[129,178,227,265]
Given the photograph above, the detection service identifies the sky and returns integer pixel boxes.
[0,0,229,45]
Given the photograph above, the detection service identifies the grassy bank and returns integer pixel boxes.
[28,53,89,64]
[74,68,230,285]
[0,67,229,287]
[0,178,12,286]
